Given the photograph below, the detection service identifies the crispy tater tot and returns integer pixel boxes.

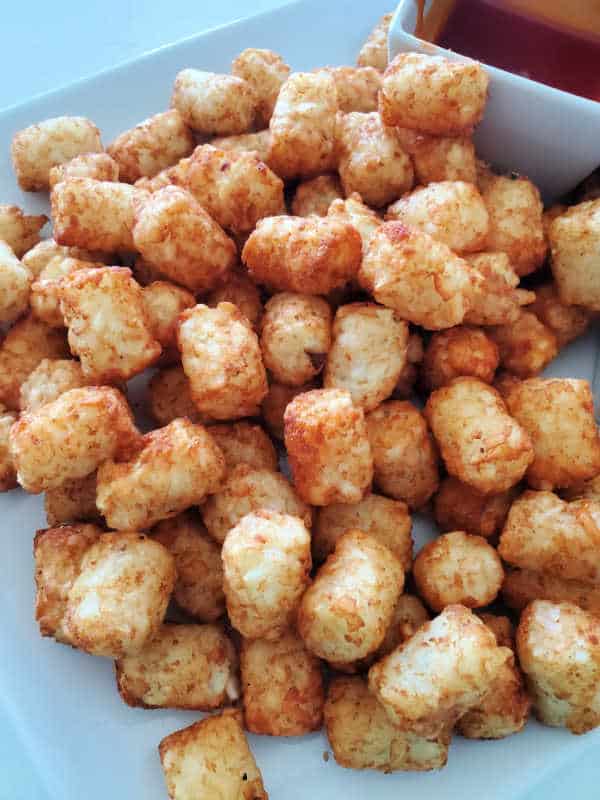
[366,400,439,510]
[142,280,195,351]
[398,132,478,185]
[133,166,177,193]
[421,326,499,391]
[313,493,412,568]
[543,203,569,236]
[488,310,558,378]
[325,676,450,772]
[499,490,600,585]
[517,600,600,734]
[299,529,404,665]
[529,282,592,348]
[21,238,104,278]
[0,314,69,410]
[260,293,332,387]
[414,531,504,611]
[241,633,324,736]
[211,129,272,165]
[10,386,140,492]
[503,569,600,617]
[232,48,291,128]
[97,418,225,530]
[505,378,600,490]
[359,222,476,330]
[464,250,533,326]
[493,370,522,400]
[260,380,317,440]
[243,215,362,296]
[0,404,17,491]
[327,193,381,249]
[11,116,103,191]
[48,152,120,189]
[0,204,47,257]
[393,331,424,399]
[425,377,534,494]
[62,531,176,657]
[31,255,104,327]
[269,71,338,179]
[147,365,204,426]
[44,472,101,526]
[375,594,430,660]
[222,509,311,640]
[357,13,393,71]
[380,53,489,135]
[369,604,511,737]
[177,302,268,420]
[387,180,489,254]
[205,270,263,330]
[0,240,31,324]
[323,66,381,112]
[201,463,311,545]
[284,388,373,505]
[479,173,547,276]
[116,623,237,710]
[159,709,267,800]
[434,477,515,538]
[171,69,256,135]
[549,199,600,309]
[291,174,344,217]
[207,422,277,472]
[19,358,90,412]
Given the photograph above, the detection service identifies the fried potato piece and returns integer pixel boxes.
[21,238,105,277]
[211,129,273,166]
[398,131,477,184]
[393,331,424,399]
[323,66,381,112]
[434,477,515,538]
[375,594,430,660]
[19,358,90,412]
[327,193,381,249]
[44,472,101,526]
[549,199,600,309]
[232,48,290,128]
[116,623,237,709]
[488,310,558,378]
[241,633,324,736]
[31,255,106,327]
[159,709,267,800]
[142,280,195,352]
[425,377,534,494]
[205,270,263,330]
[147,365,204,426]
[493,370,523,400]
[171,69,256,135]
[357,12,392,70]
[207,422,277,472]
[48,152,120,189]
[517,600,600,733]
[0,404,17,492]
[422,326,499,392]
[10,386,140,492]
[562,473,600,503]
[464,251,533,326]
[0,205,47,257]
[0,241,31,324]
[503,569,600,617]
[260,380,317,440]
[528,282,592,348]
[291,174,344,218]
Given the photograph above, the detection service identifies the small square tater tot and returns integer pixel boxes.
[11,116,103,191]
[171,69,256,135]
[298,529,404,666]
[0,404,18,491]
[325,677,449,772]
[375,594,430,660]
[153,512,225,622]
[21,238,106,278]
[488,310,558,378]
[425,377,534,494]
[60,266,161,381]
[158,709,267,800]
[48,152,120,189]
[528,282,592,348]
[421,326,499,392]
[290,174,343,218]
[147,365,204,426]
[142,280,195,349]
[107,109,194,183]
[207,422,277,472]
[31,255,104,328]
[464,251,532,326]
[0,205,47,258]
[33,523,103,641]
[324,66,381,113]
[434,476,515,538]
[19,358,90,412]
[368,604,511,737]
[517,600,600,733]
[327,192,381,248]
[211,129,273,167]
[260,381,317,440]
[116,623,237,709]
[222,509,312,640]
[549,200,600,309]
[0,240,31,324]
[357,13,393,71]
[399,132,477,185]
[10,386,140,493]
[380,53,489,135]
[44,471,101,526]
[269,71,338,179]
[241,633,324,736]
[502,569,600,617]
[177,302,268,421]
[96,418,226,530]
[232,48,290,128]
[205,270,263,331]
[284,388,373,506]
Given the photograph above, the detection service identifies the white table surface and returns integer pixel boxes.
[1,2,598,798]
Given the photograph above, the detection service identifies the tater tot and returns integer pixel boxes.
[62,531,176,657]
[177,302,267,420]
[159,710,267,800]
[299,529,403,665]
[313,493,412,568]
[107,109,194,183]
[0,204,47,257]
[0,314,69,410]
[260,380,317,440]
[222,509,311,640]
[369,604,511,736]
[499,490,600,585]
[549,199,600,309]
[422,326,499,392]
[366,400,439,510]
[232,48,290,128]
[241,633,324,736]
[479,173,547,276]
[260,293,332,387]
[205,270,263,330]
[51,178,147,252]
[529,282,592,348]
[21,238,104,277]
[380,53,489,135]
[563,473,600,503]
[291,174,344,217]
[400,133,477,185]
[31,255,104,327]
[387,180,489,254]
[11,116,103,191]
[503,569,600,617]
[207,422,277,472]
[493,370,522,400]
[147,365,204,426]
[44,472,101,527]
[323,66,381,112]
[19,358,90,412]
[48,152,120,189]
[464,251,533,326]
[0,240,31,324]
[393,331,424,399]
[171,69,256,135]
[60,266,161,381]
[201,463,311,545]
[0,404,17,491]
[357,13,392,71]
[359,222,476,330]
[375,594,430,659]
[517,600,600,734]
[506,378,600,490]
[488,310,558,378]
[211,129,272,165]
[269,71,338,179]
[327,193,381,250]
[116,623,237,709]
[425,378,534,494]
[142,280,195,350]
[414,531,504,611]
[434,477,515,538]
[284,388,373,505]
[10,386,140,493]
[243,215,361,296]
[325,677,450,772]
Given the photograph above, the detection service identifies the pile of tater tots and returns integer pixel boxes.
[2,9,600,798]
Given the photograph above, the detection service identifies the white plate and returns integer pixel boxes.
[0,2,599,799]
